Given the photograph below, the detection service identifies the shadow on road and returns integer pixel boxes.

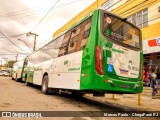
[21,83,138,112]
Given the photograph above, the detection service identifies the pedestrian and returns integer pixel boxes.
[144,66,150,87]
[150,73,159,99]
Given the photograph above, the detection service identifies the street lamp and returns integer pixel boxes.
[18,39,32,53]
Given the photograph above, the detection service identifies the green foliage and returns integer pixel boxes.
[7,60,16,68]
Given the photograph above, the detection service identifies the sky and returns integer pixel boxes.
[0,0,96,64]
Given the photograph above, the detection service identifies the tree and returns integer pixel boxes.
[7,60,16,68]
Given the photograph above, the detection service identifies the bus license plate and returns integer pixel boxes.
[118,84,131,88]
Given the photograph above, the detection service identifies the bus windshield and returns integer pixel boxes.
[103,13,140,48]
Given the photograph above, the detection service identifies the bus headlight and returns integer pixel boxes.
[134,84,140,90]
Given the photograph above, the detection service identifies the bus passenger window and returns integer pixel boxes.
[79,17,92,50]
[69,36,78,47]
[58,16,92,56]
[80,38,88,50]
[68,27,80,54]
[83,28,91,39]
[58,31,71,57]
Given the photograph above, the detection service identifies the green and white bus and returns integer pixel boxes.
[12,60,25,82]
[23,9,143,95]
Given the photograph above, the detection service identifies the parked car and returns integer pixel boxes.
[0,70,11,77]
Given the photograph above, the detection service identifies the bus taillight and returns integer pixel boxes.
[96,46,103,75]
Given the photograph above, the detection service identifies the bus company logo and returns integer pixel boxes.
[148,37,160,47]
[111,32,127,41]
[68,67,80,71]
[64,60,68,65]
[119,68,129,75]
[103,46,124,54]
[156,38,160,45]
[2,112,11,117]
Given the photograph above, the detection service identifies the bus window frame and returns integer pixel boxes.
[100,10,142,50]
[27,15,93,60]
[58,15,93,56]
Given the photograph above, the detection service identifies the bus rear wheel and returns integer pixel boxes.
[71,91,84,98]
[41,75,50,94]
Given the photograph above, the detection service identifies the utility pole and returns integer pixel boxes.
[26,32,39,52]
[15,54,18,62]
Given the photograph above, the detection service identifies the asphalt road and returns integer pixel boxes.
[0,76,159,120]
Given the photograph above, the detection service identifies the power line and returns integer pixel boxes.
[26,32,39,51]
[0,1,54,16]
[103,0,157,19]
[0,0,81,23]
[17,39,33,53]
[110,0,135,13]
[0,49,27,54]
[31,0,60,32]
[36,1,122,49]
[0,53,27,56]
[0,9,50,23]
[0,7,49,18]
[0,31,29,53]
[103,0,122,10]
[0,33,26,38]
[0,51,27,55]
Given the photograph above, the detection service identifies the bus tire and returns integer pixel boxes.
[41,75,51,94]
[71,91,84,98]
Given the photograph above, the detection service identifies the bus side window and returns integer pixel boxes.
[80,17,92,50]
[58,31,71,57]
[68,26,80,54]
[58,16,92,56]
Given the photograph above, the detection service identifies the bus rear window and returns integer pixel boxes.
[103,13,140,48]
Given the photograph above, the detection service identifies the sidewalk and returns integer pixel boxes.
[85,87,160,111]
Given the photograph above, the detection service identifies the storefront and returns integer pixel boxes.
[143,36,160,86]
